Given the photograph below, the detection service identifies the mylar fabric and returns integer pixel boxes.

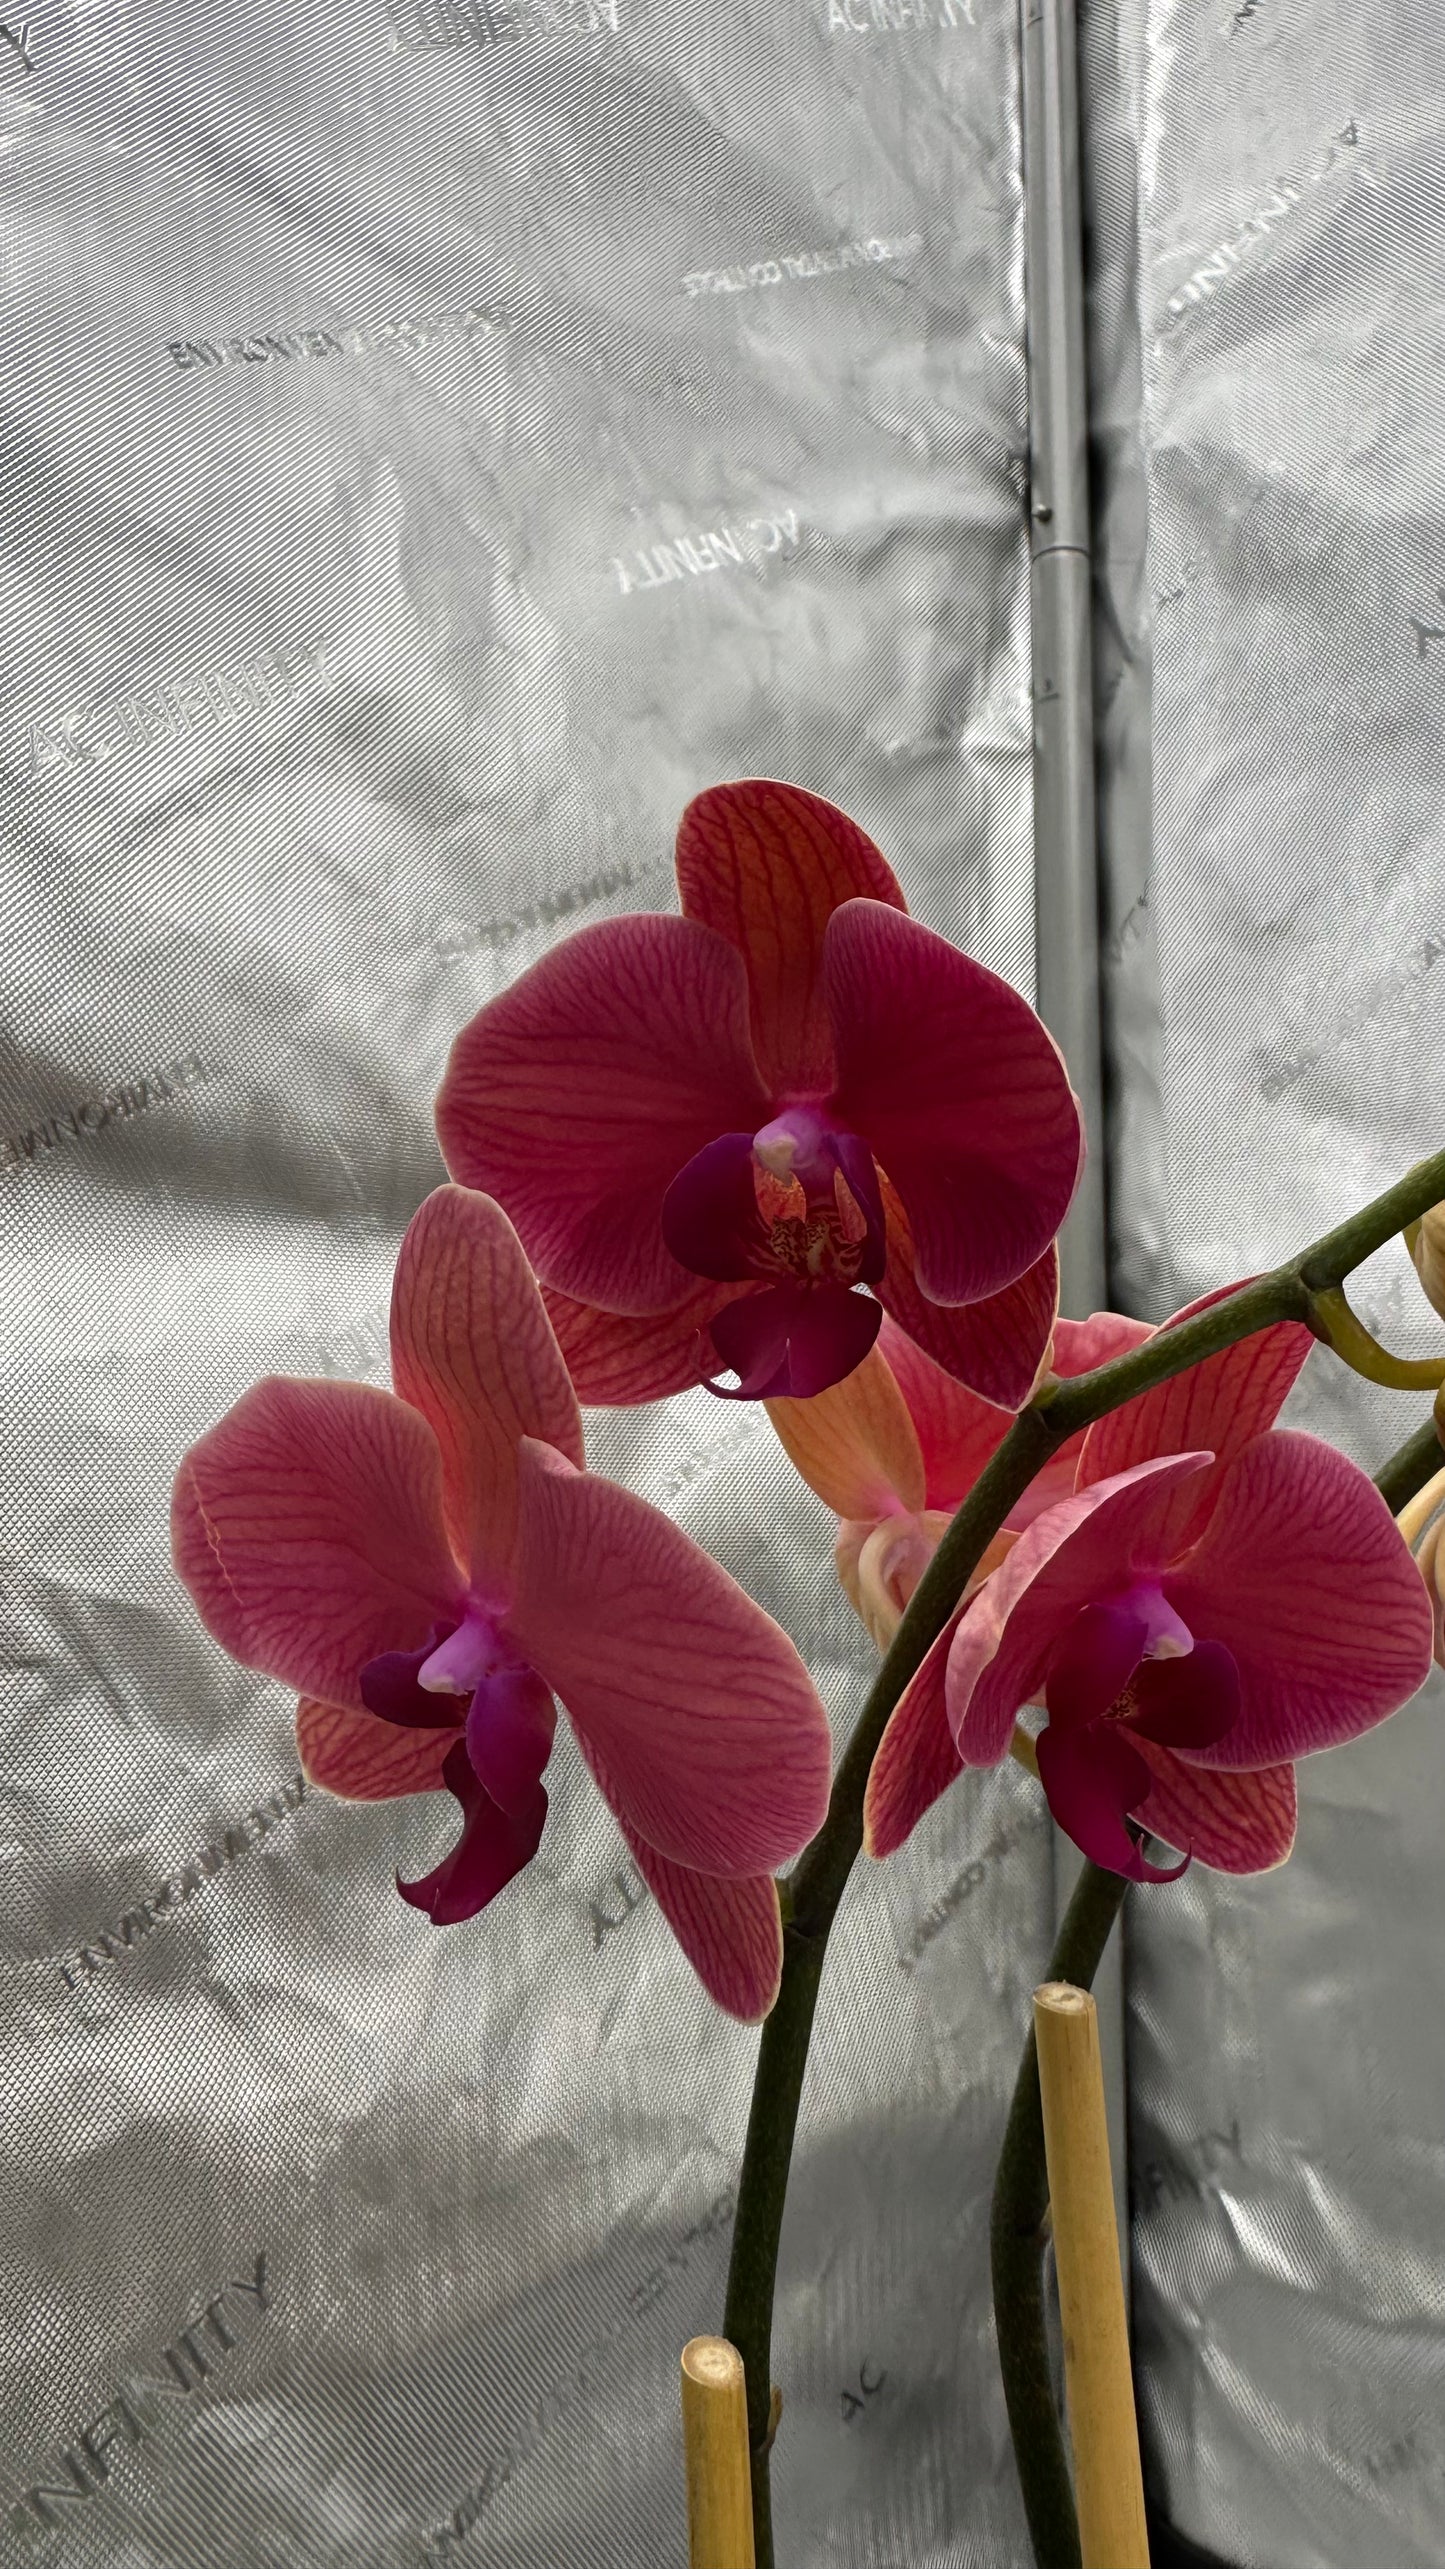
[0,6,1053,2564]
[1090,2,1445,2563]
[7,2,1442,2563]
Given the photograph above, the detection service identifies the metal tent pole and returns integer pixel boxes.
[1019,0,1131,2278]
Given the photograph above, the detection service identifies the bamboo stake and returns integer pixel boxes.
[1033,1982,1150,2569]
[680,2336,757,2569]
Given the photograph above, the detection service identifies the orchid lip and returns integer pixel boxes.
[361,1601,557,1838]
[360,1622,467,1730]
[704,1277,883,1399]
[1043,1588,1186,1738]
[1034,1585,1245,1882]
[360,1603,538,1745]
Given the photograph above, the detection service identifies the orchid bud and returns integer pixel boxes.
[1406,1203,1445,1323]
[1396,1462,1445,1669]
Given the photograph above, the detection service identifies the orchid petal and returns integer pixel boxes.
[708,1282,882,1400]
[464,1666,558,1821]
[572,1723,786,2020]
[675,778,906,1095]
[1035,1721,1188,1882]
[621,1826,784,2021]
[874,1317,1010,1511]
[844,1516,1011,1654]
[1128,1740,1297,1873]
[945,1454,1215,1767]
[173,1377,463,1713]
[507,1439,832,1874]
[1077,1284,1314,1553]
[873,1309,1154,1522]
[827,902,1083,1305]
[863,1614,964,1857]
[397,1740,547,1924]
[877,1179,1058,1409]
[1051,1312,1157,1375]
[435,914,771,1315]
[765,1341,926,1519]
[1003,1457,1096,1531]
[1007,1312,1160,1524]
[1128,1642,1241,1751]
[297,1695,457,1800]
[1398,1469,1445,1674]
[1165,1431,1434,1765]
[390,1187,583,1586]
[541,1278,746,1406]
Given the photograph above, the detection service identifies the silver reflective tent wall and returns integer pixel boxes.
[2,3,1443,2565]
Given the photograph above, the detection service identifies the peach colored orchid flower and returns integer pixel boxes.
[767,1310,1152,1651]
[172,1187,832,2021]
[434,780,1083,1410]
[1397,1465,1445,1667]
[865,1297,1434,1882]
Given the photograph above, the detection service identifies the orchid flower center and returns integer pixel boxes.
[750,1111,871,1286]
[1033,1582,1243,1884]
[359,1607,557,1822]
[663,1107,886,1294]
[660,1108,890,1398]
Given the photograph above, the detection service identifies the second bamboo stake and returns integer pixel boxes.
[681,2335,757,2569]
[1034,1981,1150,2569]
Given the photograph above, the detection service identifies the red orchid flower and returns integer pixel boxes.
[864,1296,1434,1880]
[172,1187,832,2021]
[435,779,1083,1409]
[767,1310,1152,1649]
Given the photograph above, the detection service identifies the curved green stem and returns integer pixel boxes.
[990,1861,1130,2569]
[724,1412,1065,2517]
[1375,1411,1445,1517]
[721,1916,826,2565]
[1308,1285,1445,1390]
[720,1140,1445,2564]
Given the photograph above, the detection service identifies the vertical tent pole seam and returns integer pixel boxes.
[1019,0,1132,2298]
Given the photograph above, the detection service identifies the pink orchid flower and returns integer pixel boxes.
[767,1311,1152,1650]
[864,1296,1434,1881]
[172,1187,832,2020]
[435,779,1083,1410]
